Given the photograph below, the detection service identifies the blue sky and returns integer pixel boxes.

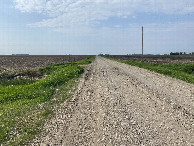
[0,0,194,55]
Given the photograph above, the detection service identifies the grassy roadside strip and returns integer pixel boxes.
[106,57,194,84]
[0,56,95,145]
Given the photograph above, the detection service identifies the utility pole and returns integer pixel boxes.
[142,26,144,57]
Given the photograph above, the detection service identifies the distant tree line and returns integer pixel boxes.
[99,54,110,56]
[170,52,194,55]
[99,52,194,56]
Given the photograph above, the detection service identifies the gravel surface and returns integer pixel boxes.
[32,56,194,146]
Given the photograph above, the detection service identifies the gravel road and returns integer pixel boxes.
[33,56,194,146]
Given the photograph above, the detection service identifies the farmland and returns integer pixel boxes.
[105,55,194,84]
[0,56,94,145]
[0,55,93,71]
[106,55,194,64]
[0,55,194,145]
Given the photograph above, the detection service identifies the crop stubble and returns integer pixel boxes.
[0,55,92,71]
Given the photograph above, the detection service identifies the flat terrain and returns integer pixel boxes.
[0,55,92,71]
[33,56,194,145]
[108,55,194,64]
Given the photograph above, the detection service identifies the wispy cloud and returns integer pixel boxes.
[15,0,194,28]
[14,0,46,13]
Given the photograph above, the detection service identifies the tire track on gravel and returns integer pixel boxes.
[32,56,194,146]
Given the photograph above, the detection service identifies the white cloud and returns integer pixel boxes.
[15,0,194,28]
[14,0,46,13]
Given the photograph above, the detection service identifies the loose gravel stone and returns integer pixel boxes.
[32,56,194,146]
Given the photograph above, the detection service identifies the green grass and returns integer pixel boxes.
[107,57,194,84]
[0,70,43,86]
[75,56,95,65]
[0,78,36,86]
[0,56,95,145]
[38,56,95,75]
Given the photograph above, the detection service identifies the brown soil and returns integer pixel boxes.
[107,55,194,64]
[0,55,92,71]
